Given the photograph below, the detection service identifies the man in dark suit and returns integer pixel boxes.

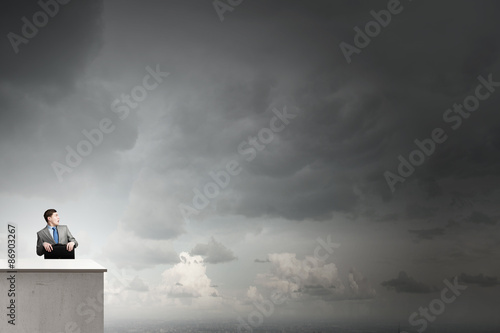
[36,209,78,257]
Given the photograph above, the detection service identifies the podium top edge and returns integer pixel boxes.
[0,258,107,272]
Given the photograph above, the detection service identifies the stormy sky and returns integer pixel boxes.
[1,0,499,329]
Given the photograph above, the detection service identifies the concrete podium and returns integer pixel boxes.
[1,259,106,333]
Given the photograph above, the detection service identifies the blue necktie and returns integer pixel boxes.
[52,227,59,244]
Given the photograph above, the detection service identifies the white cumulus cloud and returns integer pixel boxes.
[253,253,374,301]
[156,252,219,298]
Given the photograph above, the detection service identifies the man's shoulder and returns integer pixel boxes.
[37,225,68,233]
[58,225,70,232]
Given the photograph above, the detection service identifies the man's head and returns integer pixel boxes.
[44,209,59,227]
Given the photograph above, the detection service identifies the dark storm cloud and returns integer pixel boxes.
[408,227,445,241]
[0,0,140,198]
[190,237,237,264]
[405,204,439,220]
[15,0,495,225]
[417,178,443,198]
[445,219,461,229]
[2,0,500,290]
[414,238,499,266]
[75,0,500,250]
[115,0,380,224]
[182,0,500,221]
[457,273,500,288]
[363,209,399,222]
[1,0,102,85]
[0,0,103,141]
[254,258,270,263]
[449,191,474,209]
[338,1,500,200]
[466,211,497,225]
[381,271,438,294]
[0,0,496,324]
[374,212,399,222]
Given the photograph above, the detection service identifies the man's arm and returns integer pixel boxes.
[36,233,45,256]
[66,227,78,249]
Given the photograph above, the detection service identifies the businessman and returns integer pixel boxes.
[36,209,78,256]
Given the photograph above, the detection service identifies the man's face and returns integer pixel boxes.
[47,212,60,227]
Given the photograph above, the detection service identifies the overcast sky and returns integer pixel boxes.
[1,0,500,329]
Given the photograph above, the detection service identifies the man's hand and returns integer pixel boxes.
[66,241,75,252]
[43,242,53,252]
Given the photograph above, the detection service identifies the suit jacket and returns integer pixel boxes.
[36,225,78,256]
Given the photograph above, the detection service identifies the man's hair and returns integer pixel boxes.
[44,209,57,223]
